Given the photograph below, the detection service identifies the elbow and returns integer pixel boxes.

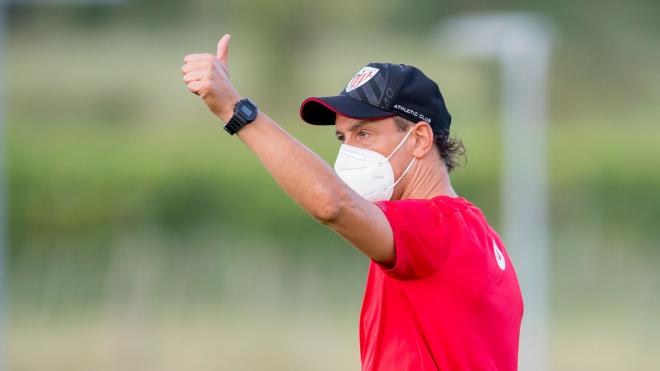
[311,187,351,224]
[312,198,342,224]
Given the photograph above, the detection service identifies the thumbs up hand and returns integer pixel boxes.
[182,34,241,122]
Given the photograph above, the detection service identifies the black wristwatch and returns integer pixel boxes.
[223,98,258,135]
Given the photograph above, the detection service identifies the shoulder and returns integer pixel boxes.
[376,195,477,221]
[372,195,480,279]
[377,195,490,236]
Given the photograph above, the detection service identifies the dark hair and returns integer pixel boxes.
[393,115,466,172]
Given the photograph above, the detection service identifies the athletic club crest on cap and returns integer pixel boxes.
[345,66,380,93]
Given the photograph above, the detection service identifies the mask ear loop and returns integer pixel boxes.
[385,127,415,161]
[390,157,416,190]
[386,127,417,191]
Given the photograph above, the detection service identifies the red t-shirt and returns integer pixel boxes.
[360,195,523,371]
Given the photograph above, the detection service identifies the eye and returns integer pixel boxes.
[336,134,345,142]
[358,130,370,139]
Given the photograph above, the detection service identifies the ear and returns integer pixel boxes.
[411,121,435,158]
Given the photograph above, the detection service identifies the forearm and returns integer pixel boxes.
[232,111,394,261]
[182,36,394,263]
[232,111,348,222]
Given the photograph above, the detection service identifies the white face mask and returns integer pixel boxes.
[334,128,416,202]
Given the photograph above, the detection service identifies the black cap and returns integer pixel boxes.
[300,63,451,133]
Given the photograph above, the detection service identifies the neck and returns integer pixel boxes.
[397,158,457,200]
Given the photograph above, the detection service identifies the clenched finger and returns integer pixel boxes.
[186,80,210,95]
[181,60,213,74]
[183,53,215,63]
[183,70,209,84]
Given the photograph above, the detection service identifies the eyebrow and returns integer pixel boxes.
[335,121,368,136]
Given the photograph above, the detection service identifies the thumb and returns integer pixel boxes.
[216,33,231,67]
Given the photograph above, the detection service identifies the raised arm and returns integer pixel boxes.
[182,34,395,265]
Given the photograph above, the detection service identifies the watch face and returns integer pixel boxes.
[237,99,258,121]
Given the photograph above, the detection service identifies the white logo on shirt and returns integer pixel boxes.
[493,239,506,271]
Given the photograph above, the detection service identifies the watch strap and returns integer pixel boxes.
[223,115,244,135]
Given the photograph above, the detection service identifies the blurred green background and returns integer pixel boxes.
[3,0,660,370]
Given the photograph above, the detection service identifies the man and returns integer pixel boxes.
[182,34,523,371]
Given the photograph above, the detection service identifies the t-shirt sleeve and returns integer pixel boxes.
[374,199,453,280]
